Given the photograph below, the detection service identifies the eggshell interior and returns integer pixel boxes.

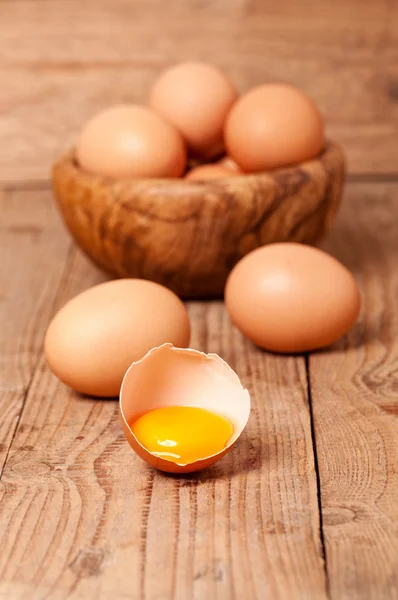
[120,344,251,472]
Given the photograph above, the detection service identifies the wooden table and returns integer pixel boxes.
[1,1,398,598]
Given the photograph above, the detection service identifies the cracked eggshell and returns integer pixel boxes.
[119,344,251,474]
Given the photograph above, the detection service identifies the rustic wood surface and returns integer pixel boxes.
[310,183,398,600]
[1,1,398,599]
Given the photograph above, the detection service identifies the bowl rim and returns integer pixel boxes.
[53,139,341,192]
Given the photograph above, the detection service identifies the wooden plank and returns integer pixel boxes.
[0,0,397,181]
[0,185,75,476]
[0,192,326,598]
[310,182,398,599]
[2,0,397,64]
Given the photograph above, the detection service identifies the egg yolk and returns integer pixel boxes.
[131,406,234,465]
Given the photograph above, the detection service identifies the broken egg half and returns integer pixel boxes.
[119,344,251,474]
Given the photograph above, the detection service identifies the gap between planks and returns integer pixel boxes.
[2,181,398,598]
[0,186,327,599]
[305,355,330,599]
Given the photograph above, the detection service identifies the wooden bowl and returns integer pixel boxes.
[52,141,345,298]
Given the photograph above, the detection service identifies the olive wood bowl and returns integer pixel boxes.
[52,141,345,298]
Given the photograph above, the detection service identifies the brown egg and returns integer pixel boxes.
[225,83,325,172]
[225,243,360,353]
[76,104,186,179]
[149,61,238,159]
[44,279,191,397]
[186,164,238,181]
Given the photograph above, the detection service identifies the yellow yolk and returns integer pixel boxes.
[131,406,234,465]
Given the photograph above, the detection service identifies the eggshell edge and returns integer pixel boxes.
[119,343,251,473]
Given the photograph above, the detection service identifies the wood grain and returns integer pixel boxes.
[52,142,344,297]
[1,1,398,598]
[310,182,398,599]
[0,189,326,599]
[0,0,397,181]
[0,186,74,476]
